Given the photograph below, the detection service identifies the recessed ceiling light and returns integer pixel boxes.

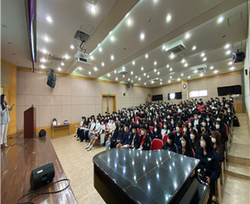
[132,61,135,65]
[225,43,230,49]
[160,79,162,81]
[40,64,45,69]
[64,54,69,59]
[151,81,154,84]
[44,36,49,42]
[181,59,185,63]
[168,80,171,83]
[127,19,132,26]
[90,6,97,13]
[111,55,114,60]
[128,78,130,81]
[231,66,235,70]
[177,78,181,81]
[42,48,47,54]
[145,54,148,58]
[218,16,224,23]
[188,76,191,79]
[144,73,146,76]
[228,61,233,65]
[181,73,184,76]
[123,75,125,78]
[162,45,166,50]
[200,73,204,77]
[166,14,172,22]
[203,57,207,61]
[107,73,110,77]
[88,71,91,75]
[157,72,160,75]
[201,52,205,57]
[131,71,133,75]
[114,70,117,74]
[70,45,74,49]
[170,76,172,79]
[147,75,149,78]
[154,61,157,65]
[94,67,98,71]
[192,46,196,50]
[166,64,169,68]
[102,62,105,67]
[40,58,46,63]
[141,67,144,71]
[170,68,172,71]
[154,69,157,72]
[135,76,138,78]
[61,62,65,66]
[226,50,231,55]
[58,67,61,71]
[185,33,190,39]
[144,82,146,85]
[156,78,159,80]
[78,67,82,70]
[122,66,125,70]
[160,82,162,85]
[184,63,188,67]
[116,77,118,81]
[125,12,130,18]
[214,70,218,74]
[90,56,94,60]
[210,66,214,69]
[170,53,175,59]
[194,70,198,73]
[110,36,115,41]
[98,44,100,47]
[138,78,141,81]
[140,33,145,40]
[46,16,52,23]
[99,47,102,52]
[131,80,133,83]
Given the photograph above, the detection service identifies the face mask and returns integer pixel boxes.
[141,130,145,135]
[230,99,232,101]
[216,124,220,129]
[225,105,228,108]
[132,130,135,133]
[171,121,174,125]
[154,128,157,133]
[183,128,187,133]
[217,118,221,122]
[227,109,230,113]
[206,118,210,122]
[137,122,139,124]
[194,116,198,119]
[211,137,216,143]
[181,141,186,147]
[164,125,167,129]
[201,122,206,127]
[167,116,170,119]
[200,141,206,148]
[190,134,195,140]
[188,123,192,127]
[124,127,127,131]
[149,118,151,120]
[176,127,180,132]
[198,115,201,119]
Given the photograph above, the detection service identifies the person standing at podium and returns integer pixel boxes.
[1,94,15,147]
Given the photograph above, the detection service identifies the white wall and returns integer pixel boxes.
[16,71,151,130]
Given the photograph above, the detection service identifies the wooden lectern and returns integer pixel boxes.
[24,106,36,138]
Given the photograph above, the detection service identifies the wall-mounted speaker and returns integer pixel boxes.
[245,69,248,76]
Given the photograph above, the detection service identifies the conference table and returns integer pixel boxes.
[1,133,77,204]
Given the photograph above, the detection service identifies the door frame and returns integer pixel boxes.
[101,94,116,115]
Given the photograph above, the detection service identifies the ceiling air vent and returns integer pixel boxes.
[166,41,186,54]
[118,70,129,75]
[47,53,65,61]
[197,66,207,73]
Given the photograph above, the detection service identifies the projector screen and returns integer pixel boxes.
[152,94,163,101]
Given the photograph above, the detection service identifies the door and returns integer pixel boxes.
[108,97,114,114]
[102,94,116,115]
[103,97,108,115]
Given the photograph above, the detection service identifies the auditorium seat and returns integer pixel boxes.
[138,129,141,136]
[190,117,195,121]
[163,135,168,144]
[149,126,153,132]
[151,139,163,150]
[184,121,189,125]
[159,122,162,129]
[181,125,184,133]
[172,131,177,134]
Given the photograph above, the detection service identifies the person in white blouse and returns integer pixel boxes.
[161,122,171,136]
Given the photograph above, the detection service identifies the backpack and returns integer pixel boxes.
[233,116,240,127]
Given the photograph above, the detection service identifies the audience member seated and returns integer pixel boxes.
[151,124,162,140]
[110,123,125,148]
[190,129,200,152]
[73,116,86,138]
[137,125,151,150]
[181,134,193,157]
[105,122,119,150]
[212,131,225,162]
[174,122,183,154]
[162,133,177,153]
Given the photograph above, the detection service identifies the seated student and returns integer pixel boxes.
[187,108,194,119]
[105,118,116,145]
[161,122,170,136]
[105,123,119,150]
[117,124,139,149]
[181,111,188,122]
[195,133,220,204]
[79,118,92,142]
[153,118,160,128]
[110,123,125,148]
[188,120,194,133]
[182,124,190,137]
[169,119,176,132]
[190,129,200,152]
[151,124,162,140]
[88,118,101,141]
[116,123,132,148]
[181,134,193,157]
[73,116,86,137]
[86,120,105,151]
[136,119,141,129]
[193,111,201,128]
[136,124,151,150]
[174,122,183,154]
[211,131,225,163]
[162,132,177,153]
[214,119,227,149]
[200,119,210,134]
[206,113,213,130]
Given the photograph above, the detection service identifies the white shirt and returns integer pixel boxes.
[109,122,116,132]
[161,129,170,136]
[194,119,199,126]
[98,124,106,134]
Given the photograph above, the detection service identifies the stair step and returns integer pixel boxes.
[227,155,250,166]
[225,162,250,180]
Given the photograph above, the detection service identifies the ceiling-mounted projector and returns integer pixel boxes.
[233,50,245,63]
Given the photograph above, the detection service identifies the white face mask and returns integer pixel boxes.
[217,118,221,122]
[181,141,186,147]
[198,115,201,118]
[188,123,192,127]
[183,128,187,133]
[167,116,170,119]
[201,122,206,127]
[164,125,167,129]
[194,116,198,119]
[190,134,195,140]
[200,140,206,148]
[141,130,145,135]
[206,118,210,122]
[171,121,174,125]
[132,129,135,133]
[154,128,157,133]
[216,124,220,129]
[176,127,180,132]
[211,137,216,143]
[154,122,157,125]
[227,109,230,113]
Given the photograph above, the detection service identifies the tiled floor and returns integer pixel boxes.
[51,113,250,204]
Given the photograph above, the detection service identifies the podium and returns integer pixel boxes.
[24,106,36,138]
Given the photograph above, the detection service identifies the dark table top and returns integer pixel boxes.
[1,133,77,204]
[93,149,200,204]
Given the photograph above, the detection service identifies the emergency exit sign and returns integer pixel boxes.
[108,93,111,96]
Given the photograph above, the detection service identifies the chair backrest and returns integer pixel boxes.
[184,121,189,125]
[181,125,184,133]
[224,124,228,135]
[172,130,177,134]
[149,126,153,132]
[190,117,195,121]
[163,135,168,144]
[138,129,141,136]
[192,149,195,157]
[151,139,163,150]
[159,122,162,129]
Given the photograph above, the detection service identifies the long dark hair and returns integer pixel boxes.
[1,94,6,110]
[182,134,192,154]
[201,133,213,153]
[212,131,222,156]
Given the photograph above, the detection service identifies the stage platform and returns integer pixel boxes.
[1,132,78,204]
